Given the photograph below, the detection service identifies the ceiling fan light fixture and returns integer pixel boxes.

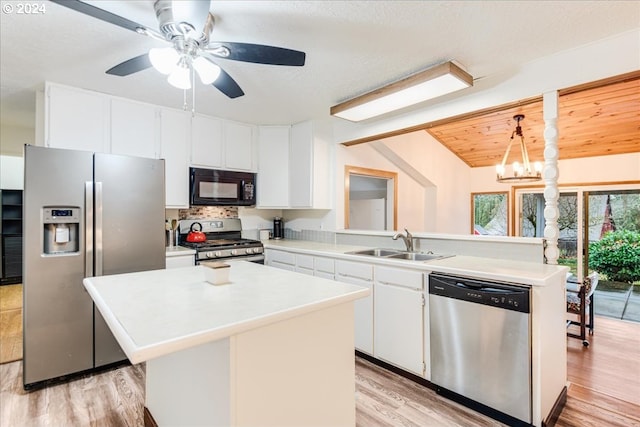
[330,61,473,122]
[193,56,221,84]
[167,58,192,90]
[149,47,180,75]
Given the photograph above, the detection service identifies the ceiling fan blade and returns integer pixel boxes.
[106,54,152,76]
[213,68,244,99]
[49,0,151,34]
[209,42,305,66]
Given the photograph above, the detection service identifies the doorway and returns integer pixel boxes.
[344,166,397,231]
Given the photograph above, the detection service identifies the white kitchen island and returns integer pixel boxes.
[83,261,370,427]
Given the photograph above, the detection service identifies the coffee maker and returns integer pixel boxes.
[273,217,284,240]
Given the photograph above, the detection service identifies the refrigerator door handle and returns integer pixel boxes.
[95,181,103,277]
[85,181,94,278]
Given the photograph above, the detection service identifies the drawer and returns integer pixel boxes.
[336,260,373,281]
[296,254,314,270]
[375,266,423,290]
[268,250,296,266]
[314,257,335,274]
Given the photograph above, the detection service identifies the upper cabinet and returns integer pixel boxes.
[257,126,290,208]
[257,120,333,210]
[191,114,223,168]
[110,99,159,159]
[289,120,332,209]
[191,115,256,172]
[224,121,254,171]
[45,83,109,153]
[160,108,191,208]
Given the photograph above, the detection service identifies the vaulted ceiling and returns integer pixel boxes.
[424,72,640,168]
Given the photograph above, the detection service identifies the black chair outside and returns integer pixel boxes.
[567,272,599,346]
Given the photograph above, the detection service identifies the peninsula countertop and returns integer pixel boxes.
[83,261,370,364]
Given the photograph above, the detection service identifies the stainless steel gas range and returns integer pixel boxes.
[178,218,264,264]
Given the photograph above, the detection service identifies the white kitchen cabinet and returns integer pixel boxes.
[165,254,195,269]
[257,126,290,208]
[160,108,191,208]
[374,266,424,375]
[110,98,158,158]
[191,114,224,168]
[335,260,374,355]
[224,121,255,171]
[314,257,335,280]
[295,254,314,276]
[265,249,296,271]
[289,120,332,209]
[45,83,109,153]
[191,116,255,171]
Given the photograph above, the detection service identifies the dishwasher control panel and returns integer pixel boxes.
[429,273,530,313]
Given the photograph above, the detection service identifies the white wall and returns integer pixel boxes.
[1,124,33,156]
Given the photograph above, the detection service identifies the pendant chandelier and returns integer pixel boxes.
[496,114,542,183]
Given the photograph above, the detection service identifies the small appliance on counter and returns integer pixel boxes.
[273,217,284,240]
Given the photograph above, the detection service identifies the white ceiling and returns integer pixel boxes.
[1,1,639,129]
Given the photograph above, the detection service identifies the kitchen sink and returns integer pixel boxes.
[348,248,402,257]
[387,252,446,261]
[347,248,452,262]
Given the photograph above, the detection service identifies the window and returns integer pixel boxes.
[471,192,508,235]
[515,183,640,279]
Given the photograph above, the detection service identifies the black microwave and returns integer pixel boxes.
[190,168,256,206]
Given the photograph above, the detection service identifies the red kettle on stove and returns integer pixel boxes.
[186,222,206,243]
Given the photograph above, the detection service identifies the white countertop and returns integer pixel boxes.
[263,240,568,287]
[165,245,196,257]
[83,261,369,364]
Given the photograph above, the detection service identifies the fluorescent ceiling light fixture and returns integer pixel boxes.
[330,61,473,122]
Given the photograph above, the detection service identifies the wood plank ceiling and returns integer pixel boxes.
[425,72,640,168]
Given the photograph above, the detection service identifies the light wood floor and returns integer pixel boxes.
[0,284,22,364]
[1,282,639,426]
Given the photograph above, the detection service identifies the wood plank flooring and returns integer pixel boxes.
[0,284,22,364]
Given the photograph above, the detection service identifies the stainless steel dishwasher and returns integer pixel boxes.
[429,273,531,426]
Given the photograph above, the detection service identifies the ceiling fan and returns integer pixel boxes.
[49,0,306,99]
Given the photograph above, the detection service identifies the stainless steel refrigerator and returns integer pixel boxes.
[23,145,166,389]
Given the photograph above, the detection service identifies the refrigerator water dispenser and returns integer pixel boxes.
[43,207,80,254]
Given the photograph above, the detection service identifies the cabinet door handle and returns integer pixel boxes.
[337,273,372,282]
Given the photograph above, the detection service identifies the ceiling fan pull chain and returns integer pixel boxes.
[182,88,188,111]
[192,66,196,117]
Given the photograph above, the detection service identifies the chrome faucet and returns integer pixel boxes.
[392,228,414,252]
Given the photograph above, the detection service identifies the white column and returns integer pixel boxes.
[542,91,560,264]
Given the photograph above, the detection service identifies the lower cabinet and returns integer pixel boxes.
[336,260,374,355]
[265,249,296,271]
[265,248,426,376]
[373,266,425,375]
[165,253,195,269]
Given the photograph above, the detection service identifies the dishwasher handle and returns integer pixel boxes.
[454,281,513,294]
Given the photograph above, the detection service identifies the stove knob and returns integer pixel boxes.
[215,251,223,257]
[206,251,214,258]
[255,247,263,253]
[231,249,239,256]
[246,248,254,254]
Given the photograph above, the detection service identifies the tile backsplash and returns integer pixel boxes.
[178,206,238,219]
